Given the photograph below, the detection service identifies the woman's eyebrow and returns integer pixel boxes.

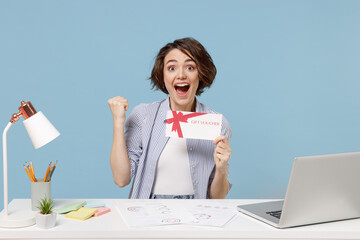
[185,59,195,63]
[165,58,195,65]
[165,59,177,65]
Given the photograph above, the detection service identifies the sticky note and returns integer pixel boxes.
[94,207,111,217]
[65,207,98,220]
[84,200,106,208]
[55,201,87,214]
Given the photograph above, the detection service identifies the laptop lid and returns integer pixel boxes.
[279,151,360,228]
[237,152,360,228]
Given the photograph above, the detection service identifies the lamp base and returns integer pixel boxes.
[0,210,35,228]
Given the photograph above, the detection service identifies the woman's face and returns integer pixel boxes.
[163,49,199,112]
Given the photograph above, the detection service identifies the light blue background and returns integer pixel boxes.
[1,0,360,208]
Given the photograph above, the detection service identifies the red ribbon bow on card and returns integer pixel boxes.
[166,111,207,138]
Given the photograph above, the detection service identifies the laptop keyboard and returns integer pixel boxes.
[266,210,282,219]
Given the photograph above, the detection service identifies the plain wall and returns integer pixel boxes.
[0,0,360,208]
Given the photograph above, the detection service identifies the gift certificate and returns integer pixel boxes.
[166,111,222,140]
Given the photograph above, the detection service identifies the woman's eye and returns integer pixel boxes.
[187,66,195,70]
[168,66,175,71]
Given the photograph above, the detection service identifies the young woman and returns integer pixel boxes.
[108,38,232,199]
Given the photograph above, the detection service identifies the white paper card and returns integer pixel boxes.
[182,201,238,227]
[165,111,222,140]
[114,200,237,228]
[115,201,193,227]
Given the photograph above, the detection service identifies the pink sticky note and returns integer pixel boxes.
[166,111,222,140]
[94,207,111,217]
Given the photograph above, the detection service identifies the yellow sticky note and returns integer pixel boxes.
[65,207,98,220]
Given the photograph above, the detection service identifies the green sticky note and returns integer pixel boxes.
[55,201,87,214]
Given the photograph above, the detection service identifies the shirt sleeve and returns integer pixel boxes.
[221,115,232,141]
[207,115,232,198]
[222,116,233,190]
[124,104,145,179]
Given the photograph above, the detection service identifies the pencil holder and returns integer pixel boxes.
[31,178,51,211]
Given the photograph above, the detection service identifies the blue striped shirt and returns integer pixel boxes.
[125,98,232,199]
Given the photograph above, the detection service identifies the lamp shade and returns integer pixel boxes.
[23,111,60,149]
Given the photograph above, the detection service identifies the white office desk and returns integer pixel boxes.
[0,199,359,240]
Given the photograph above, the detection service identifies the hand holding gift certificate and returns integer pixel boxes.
[166,110,222,140]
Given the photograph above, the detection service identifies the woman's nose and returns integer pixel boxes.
[176,68,187,79]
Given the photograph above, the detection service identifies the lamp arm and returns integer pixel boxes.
[2,122,13,217]
[2,106,26,215]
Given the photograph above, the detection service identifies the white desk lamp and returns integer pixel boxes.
[0,101,60,228]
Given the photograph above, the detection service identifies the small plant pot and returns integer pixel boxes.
[36,212,57,229]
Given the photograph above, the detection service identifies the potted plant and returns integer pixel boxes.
[35,196,56,229]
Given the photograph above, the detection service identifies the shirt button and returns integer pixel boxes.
[193,183,197,187]
[189,148,193,151]
[192,165,195,168]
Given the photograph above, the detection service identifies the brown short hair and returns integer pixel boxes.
[150,38,217,96]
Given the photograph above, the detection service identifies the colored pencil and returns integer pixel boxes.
[24,165,35,182]
[43,162,52,182]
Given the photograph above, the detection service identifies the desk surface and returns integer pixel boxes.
[0,199,359,240]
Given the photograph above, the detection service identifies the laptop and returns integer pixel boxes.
[237,152,360,228]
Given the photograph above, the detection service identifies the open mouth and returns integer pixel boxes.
[174,83,190,97]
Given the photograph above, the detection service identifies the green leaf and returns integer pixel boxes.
[36,195,54,215]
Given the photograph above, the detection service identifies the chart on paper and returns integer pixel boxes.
[115,200,237,228]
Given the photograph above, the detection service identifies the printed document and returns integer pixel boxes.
[115,200,237,228]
